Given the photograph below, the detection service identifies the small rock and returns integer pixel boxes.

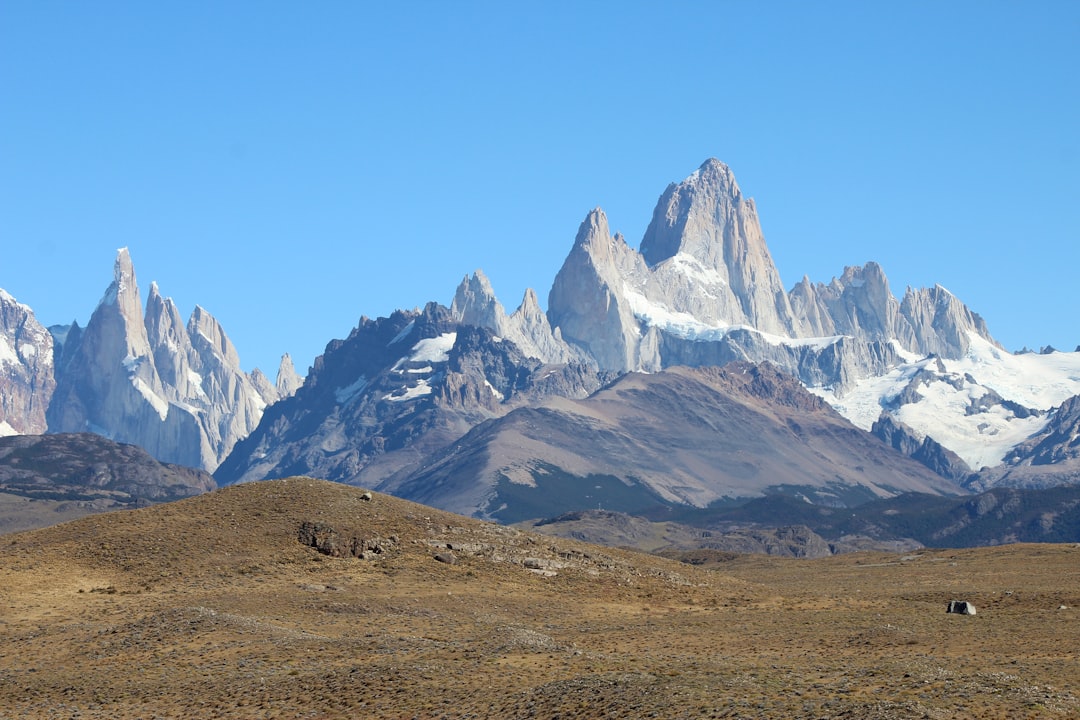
[434,552,458,565]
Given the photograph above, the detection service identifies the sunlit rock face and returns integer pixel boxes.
[45,249,285,471]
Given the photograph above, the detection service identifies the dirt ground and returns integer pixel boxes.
[1,478,1077,719]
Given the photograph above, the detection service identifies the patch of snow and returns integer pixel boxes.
[389,320,415,345]
[814,334,1080,470]
[484,379,505,402]
[383,379,433,402]
[759,330,846,351]
[122,353,143,373]
[0,336,17,367]
[623,287,730,342]
[187,369,207,398]
[409,332,457,363]
[131,377,169,421]
[0,420,17,436]
[889,339,923,363]
[949,335,1080,410]
[18,343,37,358]
[667,253,728,287]
[624,285,842,350]
[334,375,369,404]
[407,366,434,374]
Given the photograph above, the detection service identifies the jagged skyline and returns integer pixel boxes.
[2,4,1077,375]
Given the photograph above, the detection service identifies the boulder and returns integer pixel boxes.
[947,600,977,615]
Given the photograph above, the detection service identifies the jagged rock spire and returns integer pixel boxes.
[46,248,284,471]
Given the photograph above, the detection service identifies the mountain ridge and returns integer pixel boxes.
[4,159,1080,510]
[2,249,300,473]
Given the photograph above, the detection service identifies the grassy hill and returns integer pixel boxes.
[2,477,1078,718]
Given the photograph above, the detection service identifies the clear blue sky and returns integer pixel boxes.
[2,2,1077,375]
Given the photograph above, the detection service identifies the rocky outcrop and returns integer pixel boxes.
[296,520,397,559]
[275,353,304,397]
[45,249,285,471]
[0,289,55,435]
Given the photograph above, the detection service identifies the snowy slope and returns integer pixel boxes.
[811,335,1080,470]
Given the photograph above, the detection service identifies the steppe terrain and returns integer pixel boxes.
[1,478,1078,719]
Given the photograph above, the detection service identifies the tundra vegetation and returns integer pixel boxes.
[1,478,1077,719]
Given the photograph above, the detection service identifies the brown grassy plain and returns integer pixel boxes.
[1,478,1078,719]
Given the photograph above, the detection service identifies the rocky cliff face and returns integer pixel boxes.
[638,158,801,337]
[45,249,286,471]
[547,210,647,372]
[0,290,55,435]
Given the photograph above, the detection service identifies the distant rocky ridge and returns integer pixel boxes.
[385,362,959,522]
[0,432,215,533]
[1,250,301,472]
[522,480,1080,555]
[215,302,609,491]
[522,510,921,558]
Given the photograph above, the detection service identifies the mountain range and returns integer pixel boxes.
[3,159,1080,531]
[1,250,300,472]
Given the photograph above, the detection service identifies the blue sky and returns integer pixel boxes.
[2,2,1077,375]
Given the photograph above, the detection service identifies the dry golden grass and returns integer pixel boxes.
[1,477,1078,719]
